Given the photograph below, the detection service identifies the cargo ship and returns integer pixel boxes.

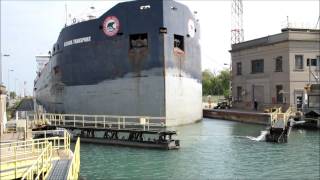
[34,0,202,126]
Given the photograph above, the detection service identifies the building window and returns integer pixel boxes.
[275,56,282,72]
[251,59,264,73]
[237,86,243,101]
[276,85,283,103]
[295,55,304,70]
[236,62,242,75]
[307,58,318,66]
[129,33,148,49]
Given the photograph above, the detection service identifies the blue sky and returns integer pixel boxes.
[1,0,319,96]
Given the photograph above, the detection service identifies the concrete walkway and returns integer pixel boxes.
[0,131,32,143]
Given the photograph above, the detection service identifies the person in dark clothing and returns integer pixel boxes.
[254,99,258,111]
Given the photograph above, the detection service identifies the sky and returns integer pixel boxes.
[1,0,319,96]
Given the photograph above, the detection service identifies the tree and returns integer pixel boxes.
[202,70,214,95]
[9,91,17,99]
[218,69,231,97]
[202,69,231,97]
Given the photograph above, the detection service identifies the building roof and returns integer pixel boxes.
[230,28,320,52]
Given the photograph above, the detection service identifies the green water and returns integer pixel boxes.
[79,119,320,179]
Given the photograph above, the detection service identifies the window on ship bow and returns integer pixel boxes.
[129,33,148,49]
[174,34,184,55]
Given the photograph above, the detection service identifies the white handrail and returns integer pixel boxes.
[42,113,167,130]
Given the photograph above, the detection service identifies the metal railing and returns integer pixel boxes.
[270,106,295,128]
[0,141,49,180]
[21,142,53,180]
[38,113,167,131]
[0,129,71,179]
[1,130,70,152]
[67,137,80,180]
[5,123,17,133]
[31,130,71,153]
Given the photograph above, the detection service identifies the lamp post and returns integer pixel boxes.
[0,53,10,85]
[14,78,18,99]
[8,69,14,101]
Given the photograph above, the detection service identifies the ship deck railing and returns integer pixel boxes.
[32,113,170,131]
[269,106,296,129]
[0,129,80,180]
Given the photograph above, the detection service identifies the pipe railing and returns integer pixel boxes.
[0,129,71,179]
[269,106,296,128]
[39,113,167,131]
[67,137,80,180]
[1,130,70,152]
[0,141,48,180]
[21,142,53,180]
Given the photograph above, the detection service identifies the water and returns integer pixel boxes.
[78,119,320,179]
[246,130,268,141]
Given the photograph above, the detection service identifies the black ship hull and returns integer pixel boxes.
[34,0,202,126]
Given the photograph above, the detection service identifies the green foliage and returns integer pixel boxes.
[9,91,17,99]
[202,69,231,97]
[7,98,22,120]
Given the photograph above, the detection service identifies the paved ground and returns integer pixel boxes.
[0,131,32,143]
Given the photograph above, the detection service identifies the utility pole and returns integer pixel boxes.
[14,78,18,98]
[23,81,27,97]
[8,69,14,100]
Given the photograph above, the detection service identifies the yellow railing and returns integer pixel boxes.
[1,130,70,152]
[0,141,48,180]
[67,137,80,180]
[0,129,71,179]
[31,130,71,154]
[269,106,296,128]
[21,142,53,180]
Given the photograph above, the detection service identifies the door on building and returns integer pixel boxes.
[252,85,264,107]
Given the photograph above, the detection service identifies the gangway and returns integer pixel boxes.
[32,113,180,150]
[0,129,80,180]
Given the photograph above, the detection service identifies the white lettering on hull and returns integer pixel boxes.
[64,36,91,47]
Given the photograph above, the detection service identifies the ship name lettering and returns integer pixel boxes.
[64,36,91,47]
